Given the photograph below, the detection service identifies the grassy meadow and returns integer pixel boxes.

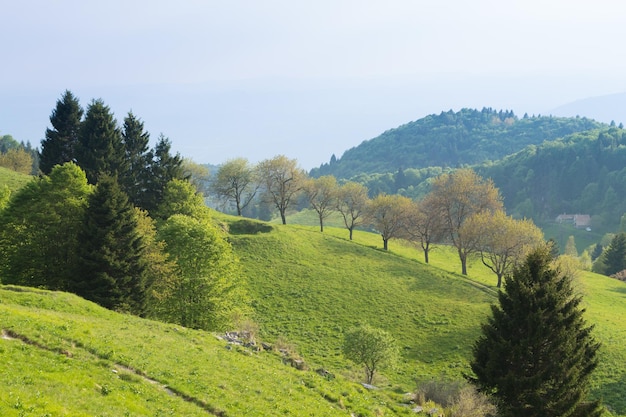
[1,206,626,415]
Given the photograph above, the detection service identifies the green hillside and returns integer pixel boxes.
[3,215,626,415]
[0,166,32,192]
[311,108,606,180]
[0,286,417,417]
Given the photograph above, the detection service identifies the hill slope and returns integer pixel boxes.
[3,215,626,415]
[311,108,606,179]
[0,285,419,417]
[222,216,626,415]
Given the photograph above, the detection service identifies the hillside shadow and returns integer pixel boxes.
[592,373,626,415]
[228,219,273,235]
[610,285,626,297]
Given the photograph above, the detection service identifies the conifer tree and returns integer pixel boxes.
[75,99,127,184]
[73,174,148,315]
[470,246,603,417]
[596,232,626,276]
[140,134,185,214]
[39,90,83,174]
[120,111,151,206]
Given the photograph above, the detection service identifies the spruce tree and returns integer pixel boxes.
[75,99,127,184]
[470,246,603,417]
[120,111,151,206]
[73,174,147,315]
[140,134,185,214]
[598,232,626,276]
[39,90,83,175]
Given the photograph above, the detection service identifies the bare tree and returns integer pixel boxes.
[402,195,446,263]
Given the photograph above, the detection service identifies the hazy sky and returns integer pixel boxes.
[2,0,626,169]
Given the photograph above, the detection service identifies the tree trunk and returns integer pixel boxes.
[497,274,503,288]
[424,249,429,264]
[280,209,287,225]
[319,213,324,232]
[383,237,388,251]
[349,227,354,240]
[460,252,468,275]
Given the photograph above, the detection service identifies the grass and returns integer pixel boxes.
[2,208,626,415]
[0,285,421,416]
[220,212,626,415]
[0,166,32,192]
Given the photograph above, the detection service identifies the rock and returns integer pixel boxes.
[315,368,334,379]
[361,383,378,390]
[411,405,423,413]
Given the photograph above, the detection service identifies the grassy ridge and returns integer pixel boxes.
[223,215,626,415]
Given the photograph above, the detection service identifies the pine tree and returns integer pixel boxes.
[120,111,151,206]
[75,99,127,184]
[140,134,185,214]
[39,90,83,175]
[73,174,148,315]
[598,232,626,276]
[470,246,603,417]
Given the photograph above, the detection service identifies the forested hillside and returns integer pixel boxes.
[477,127,626,226]
[311,108,606,179]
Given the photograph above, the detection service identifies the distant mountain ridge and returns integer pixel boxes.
[551,92,626,126]
[311,108,607,179]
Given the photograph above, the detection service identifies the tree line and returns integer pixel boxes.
[212,158,544,288]
[0,90,248,331]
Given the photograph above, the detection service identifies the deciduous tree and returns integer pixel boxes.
[336,181,369,240]
[303,175,338,232]
[471,246,603,417]
[257,155,306,224]
[0,163,92,290]
[366,194,412,250]
[211,157,259,216]
[461,210,544,287]
[39,90,83,174]
[402,194,446,263]
[155,214,249,330]
[0,148,33,174]
[429,169,503,275]
[343,324,398,384]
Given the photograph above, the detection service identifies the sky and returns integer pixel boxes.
[2,0,626,169]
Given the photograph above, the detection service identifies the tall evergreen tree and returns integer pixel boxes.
[595,232,626,276]
[73,174,148,315]
[75,99,127,184]
[140,134,185,214]
[39,90,83,174]
[120,111,151,206]
[470,246,602,417]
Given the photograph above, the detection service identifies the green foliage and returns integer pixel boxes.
[39,90,83,175]
[593,232,626,276]
[119,111,152,207]
[154,214,248,331]
[139,134,185,214]
[211,157,259,216]
[312,108,605,181]
[471,246,603,417]
[0,148,33,174]
[480,127,626,226]
[76,99,127,184]
[343,324,399,384]
[153,178,210,221]
[72,174,148,314]
[0,163,92,290]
